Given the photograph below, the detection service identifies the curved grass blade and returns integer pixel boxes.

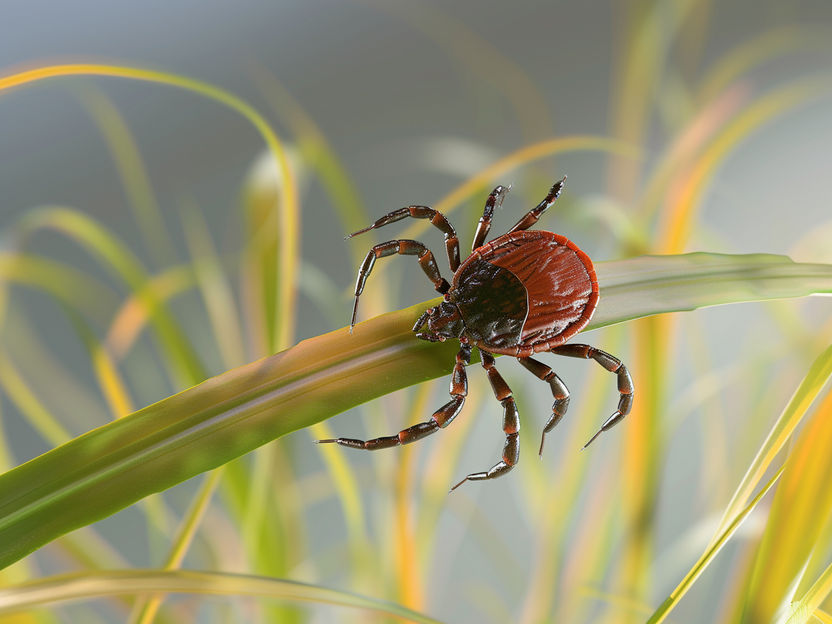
[786,559,832,624]
[74,83,175,269]
[698,26,832,102]
[0,252,117,324]
[0,351,72,447]
[0,569,445,624]
[14,206,206,386]
[659,78,831,252]
[106,264,196,360]
[0,252,829,570]
[249,66,371,243]
[129,470,222,624]
[0,61,299,353]
[646,466,784,624]
[180,202,246,369]
[646,342,832,624]
[713,342,832,539]
[737,387,832,623]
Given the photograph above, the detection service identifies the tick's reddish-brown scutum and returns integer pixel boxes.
[456,230,598,356]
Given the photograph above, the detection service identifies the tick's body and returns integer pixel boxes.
[319,177,633,490]
[451,230,598,356]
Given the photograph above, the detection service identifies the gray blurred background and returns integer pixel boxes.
[2,1,832,623]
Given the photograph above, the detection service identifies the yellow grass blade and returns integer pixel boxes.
[181,202,246,369]
[738,388,832,622]
[813,610,832,624]
[659,78,831,253]
[249,66,371,242]
[0,352,71,446]
[786,562,832,624]
[646,342,832,623]
[14,206,205,386]
[106,265,196,360]
[130,470,223,624]
[646,466,784,624]
[715,343,832,538]
[0,62,299,352]
[390,136,639,250]
[698,26,832,103]
[75,319,135,419]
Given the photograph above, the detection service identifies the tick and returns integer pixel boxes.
[318,177,633,490]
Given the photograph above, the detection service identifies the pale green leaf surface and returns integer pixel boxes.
[0,252,829,570]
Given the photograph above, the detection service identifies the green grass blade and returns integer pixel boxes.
[593,252,832,327]
[14,206,206,386]
[646,342,832,624]
[736,387,832,623]
[0,61,299,357]
[646,466,785,624]
[74,84,175,269]
[0,569,445,624]
[0,252,829,570]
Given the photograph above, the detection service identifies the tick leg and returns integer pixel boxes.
[348,206,461,272]
[451,351,519,491]
[549,343,634,448]
[506,176,566,233]
[317,344,472,450]
[471,184,511,251]
[518,356,570,457]
[350,239,450,330]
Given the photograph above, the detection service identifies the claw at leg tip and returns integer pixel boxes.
[582,430,602,450]
[449,477,467,492]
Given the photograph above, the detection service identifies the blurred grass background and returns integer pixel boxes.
[1,1,832,622]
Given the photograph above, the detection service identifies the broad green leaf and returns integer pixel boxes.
[0,569,445,624]
[0,252,830,570]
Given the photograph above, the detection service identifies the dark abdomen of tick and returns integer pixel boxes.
[450,230,599,357]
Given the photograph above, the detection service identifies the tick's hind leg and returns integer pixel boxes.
[350,239,450,330]
[506,176,566,233]
[451,351,519,491]
[518,356,570,457]
[317,344,471,450]
[549,343,634,448]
